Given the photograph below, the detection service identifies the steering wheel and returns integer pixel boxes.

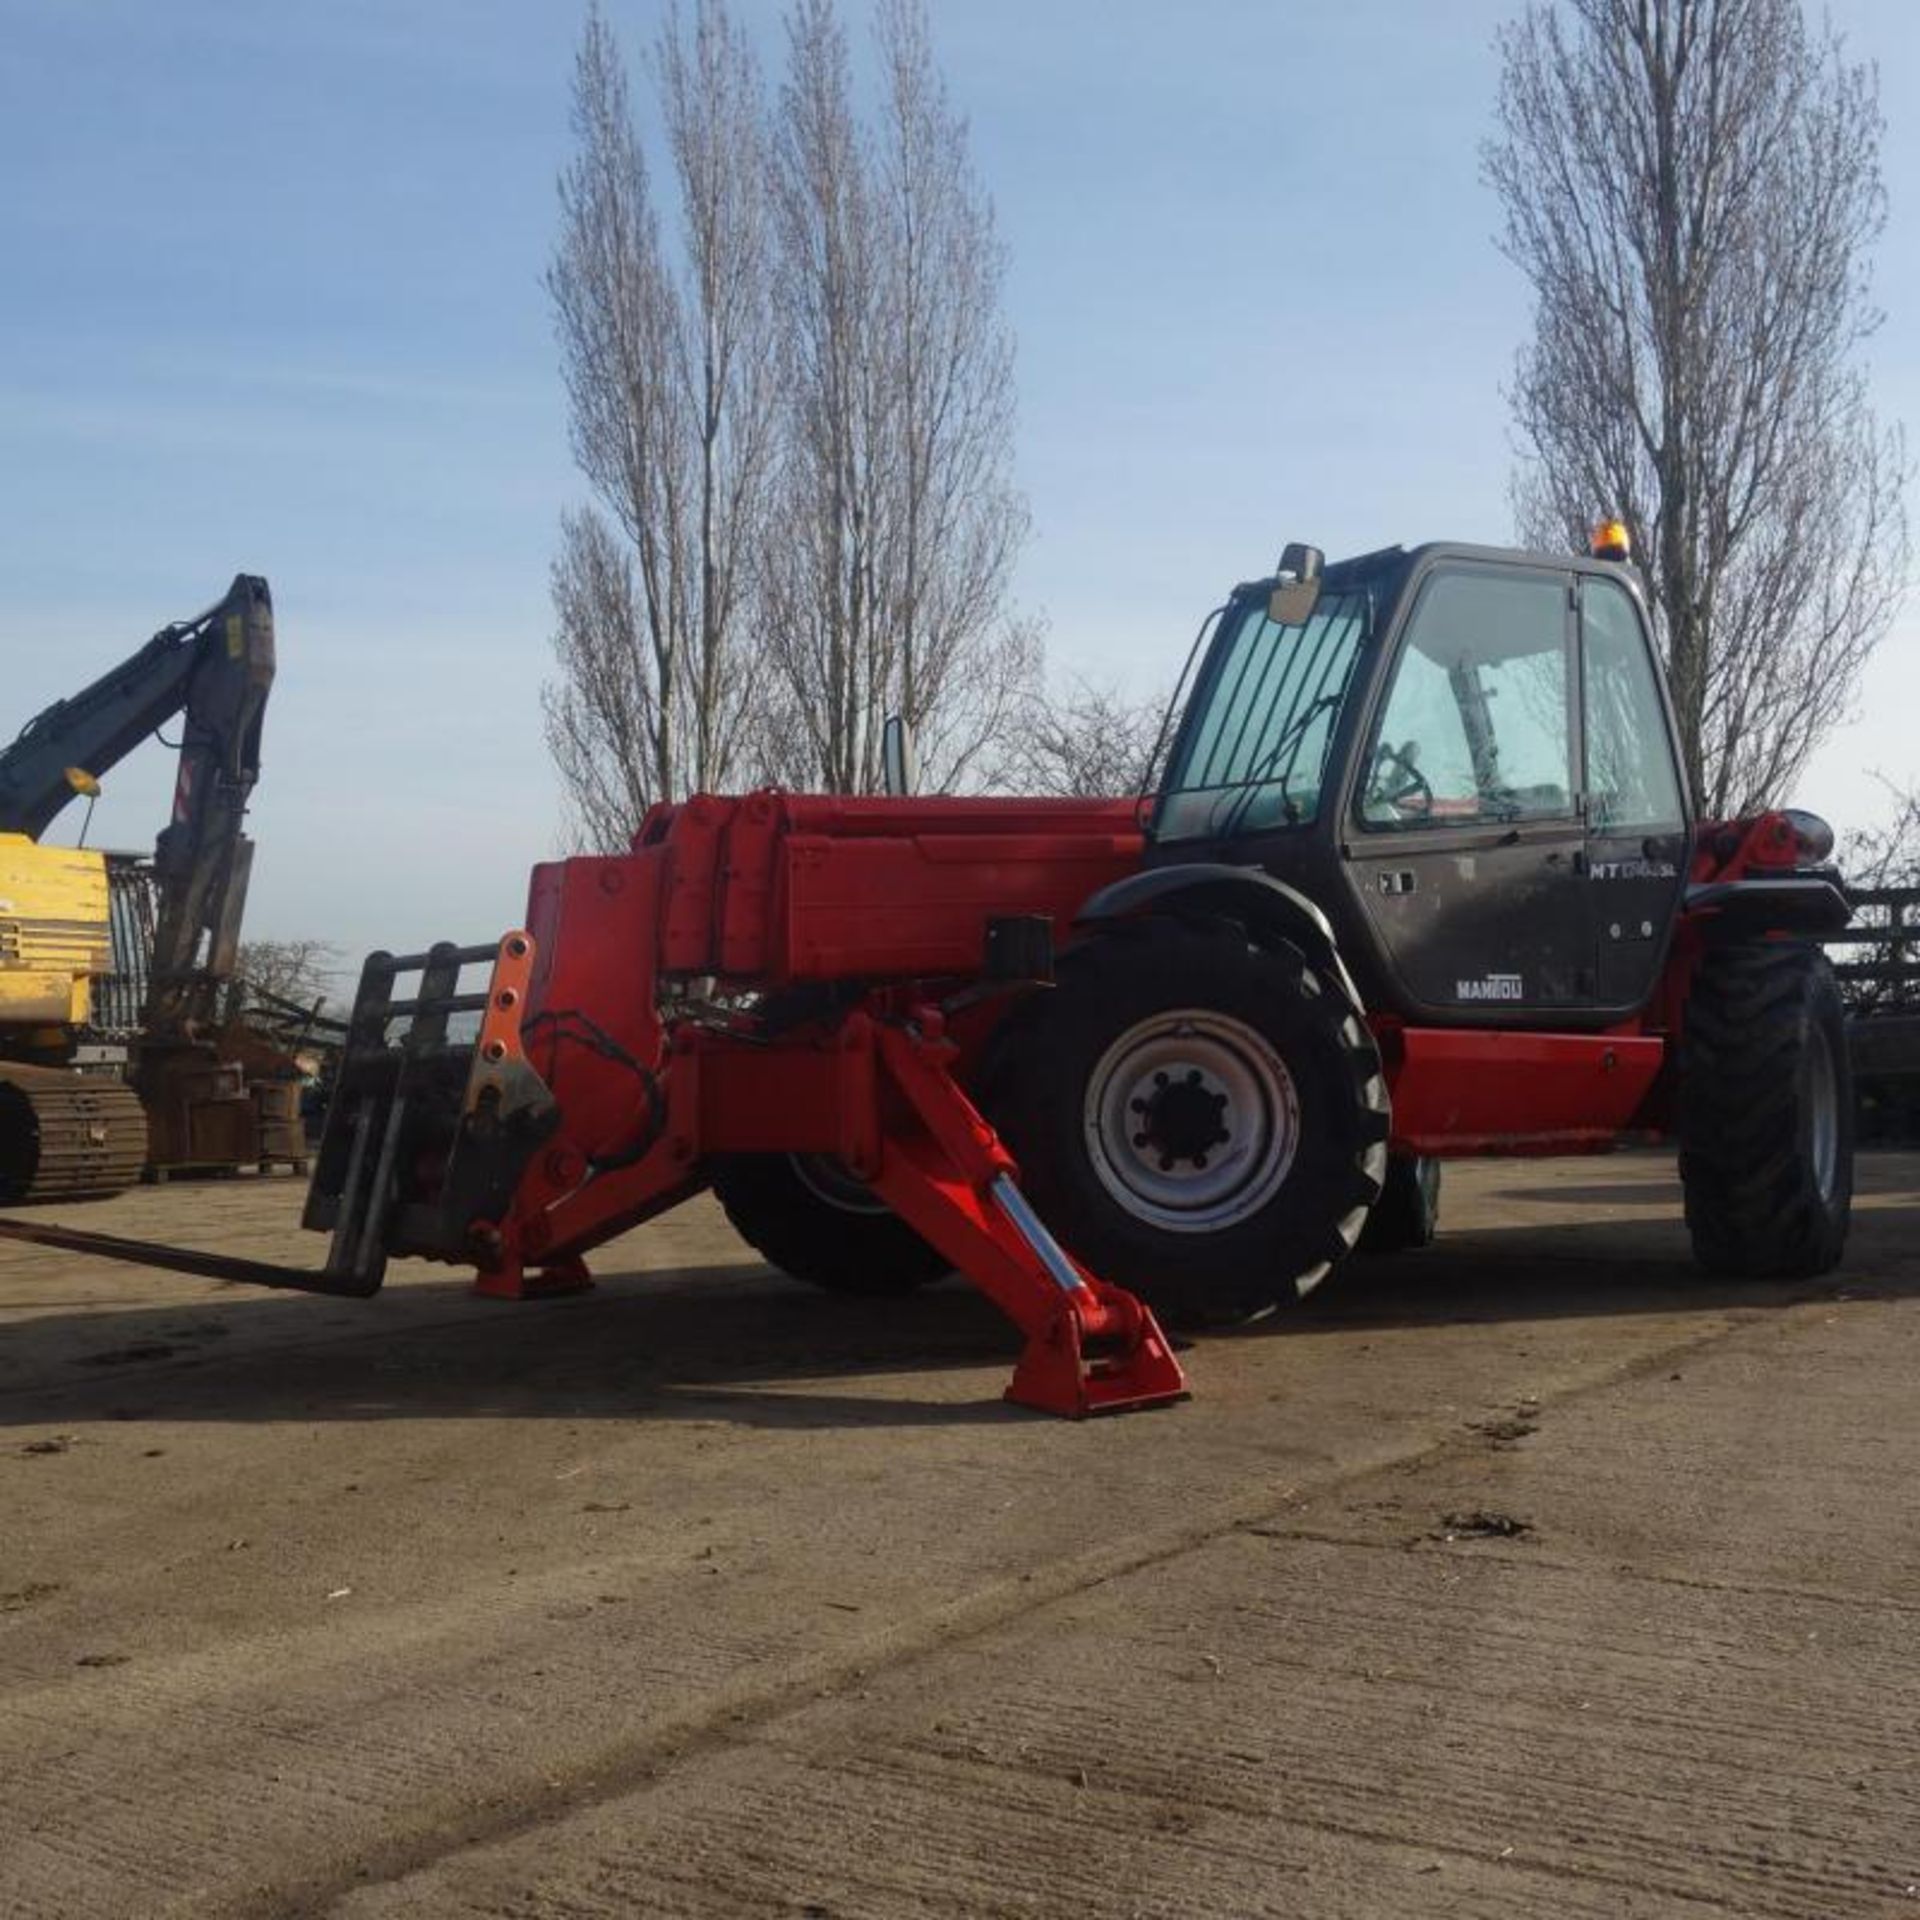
[1368,739,1433,818]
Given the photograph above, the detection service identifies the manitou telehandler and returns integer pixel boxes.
[2,533,1853,1417]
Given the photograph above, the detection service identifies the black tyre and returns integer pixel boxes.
[711,1151,952,1296]
[1678,940,1852,1278]
[985,919,1389,1324]
[1358,1154,1441,1254]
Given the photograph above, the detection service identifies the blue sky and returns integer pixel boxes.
[1,0,1913,972]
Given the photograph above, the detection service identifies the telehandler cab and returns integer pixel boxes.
[2,534,1853,1419]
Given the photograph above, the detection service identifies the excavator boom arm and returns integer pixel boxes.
[0,577,269,840]
[144,578,274,1033]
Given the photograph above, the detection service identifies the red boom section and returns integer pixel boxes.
[507,791,1144,1205]
[639,789,1145,979]
[454,793,1184,1417]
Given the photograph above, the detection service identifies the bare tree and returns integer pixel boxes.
[872,0,1030,788]
[1486,0,1908,817]
[762,0,881,793]
[765,0,1031,794]
[545,3,777,850]
[234,937,340,1009]
[544,0,1031,821]
[543,508,657,851]
[1003,675,1169,800]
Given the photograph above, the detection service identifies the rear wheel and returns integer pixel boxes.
[987,919,1389,1324]
[1358,1154,1440,1253]
[711,1151,952,1296]
[1678,940,1852,1278]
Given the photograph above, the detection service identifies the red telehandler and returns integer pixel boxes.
[0,536,1855,1417]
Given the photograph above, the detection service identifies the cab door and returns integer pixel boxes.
[1346,560,1594,1021]
[1578,573,1691,1011]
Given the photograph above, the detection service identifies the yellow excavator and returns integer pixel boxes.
[0,577,277,1201]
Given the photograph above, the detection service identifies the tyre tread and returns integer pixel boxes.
[989,917,1387,1323]
[1678,941,1852,1278]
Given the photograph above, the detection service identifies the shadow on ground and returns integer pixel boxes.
[2,1161,1913,1433]
[1485,1179,1691,1206]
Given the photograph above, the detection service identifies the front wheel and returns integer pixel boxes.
[987,920,1389,1324]
[711,1152,952,1296]
[1678,940,1852,1278]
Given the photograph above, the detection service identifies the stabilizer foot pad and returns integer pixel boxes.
[1005,1302,1189,1418]
[473,1260,593,1300]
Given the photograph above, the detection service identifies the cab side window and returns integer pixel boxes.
[1581,578,1686,834]
[1360,568,1573,828]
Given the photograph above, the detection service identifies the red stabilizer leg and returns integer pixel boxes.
[1006,1296,1188,1419]
[867,1022,1189,1419]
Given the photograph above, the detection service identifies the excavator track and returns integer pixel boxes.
[0,1065,147,1203]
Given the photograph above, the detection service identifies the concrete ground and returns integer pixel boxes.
[1,1152,1916,1919]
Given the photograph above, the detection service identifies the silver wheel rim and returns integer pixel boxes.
[789,1153,888,1216]
[1807,1024,1839,1203]
[1084,1009,1299,1232]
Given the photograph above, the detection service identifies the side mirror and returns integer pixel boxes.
[881,713,917,796]
[1267,542,1324,626]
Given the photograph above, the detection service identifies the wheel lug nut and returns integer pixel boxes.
[1186,1069,1202,1084]
[1132,1132,1149,1148]
[1194,1153,1209,1170]
[1153,1071,1168,1087]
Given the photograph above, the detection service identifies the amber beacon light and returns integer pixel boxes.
[1590,518,1632,561]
